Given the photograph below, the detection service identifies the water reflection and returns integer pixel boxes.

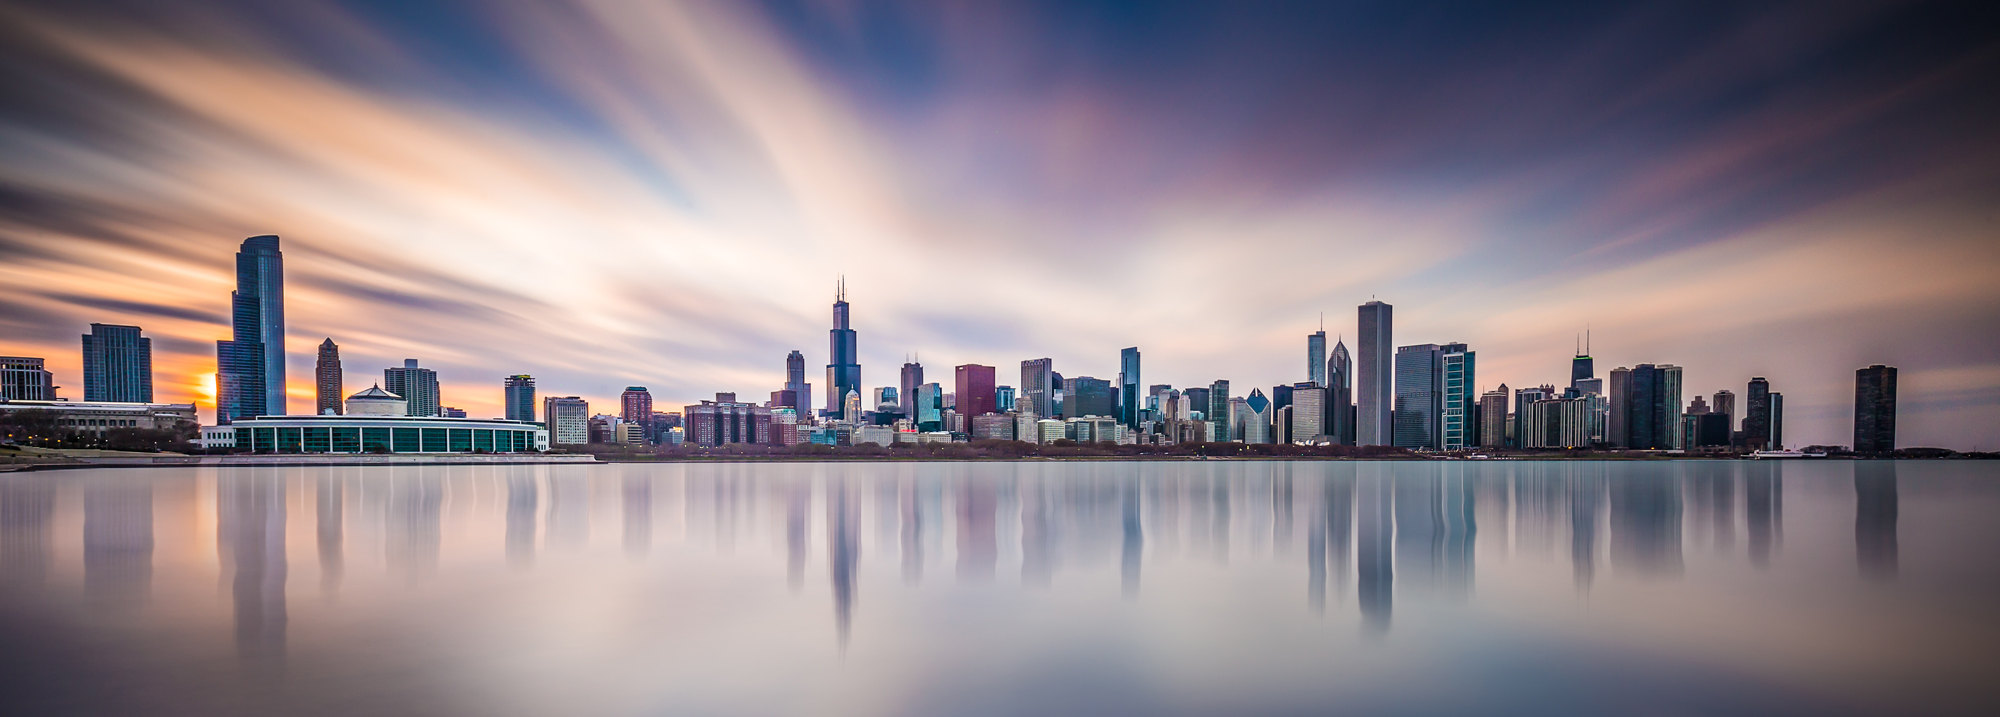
[218,471,286,667]
[506,473,536,568]
[1356,464,1393,634]
[1855,462,1898,581]
[0,475,54,590]
[83,476,152,609]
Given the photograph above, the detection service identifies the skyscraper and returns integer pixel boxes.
[1308,327,1327,386]
[1854,365,1898,453]
[1328,338,1354,445]
[1570,334,1595,392]
[215,235,285,423]
[622,387,653,427]
[914,383,943,431]
[1068,377,1115,418]
[1712,390,1736,437]
[384,359,441,417]
[0,356,57,401]
[1607,367,1631,447]
[900,359,923,421]
[1118,347,1141,429]
[955,364,997,418]
[1242,389,1272,444]
[1207,380,1231,441]
[1357,301,1393,446]
[82,323,151,403]
[1478,385,1509,448]
[1440,344,1475,450]
[313,338,341,415]
[1393,344,1441,449]
[996,385,1016,412]
[1621,364,1683,449]
[785,350,812,417]
[825,279,860,420]
[504,375,535,422]
[1021,358,1054,418]
[1744,377,1775,450]
[1291,382,1326,442]
[543,396,589,445]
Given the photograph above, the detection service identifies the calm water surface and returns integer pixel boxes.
[1,460,1996,716]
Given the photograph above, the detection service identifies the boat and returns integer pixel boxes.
[1749,450,1827,459]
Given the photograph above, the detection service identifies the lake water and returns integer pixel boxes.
[1,460,1996,716]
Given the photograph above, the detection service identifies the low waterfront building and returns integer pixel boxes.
[0,399,197,432]
[215,414,548,453]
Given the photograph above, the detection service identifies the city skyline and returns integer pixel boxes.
[1,2,1997,448]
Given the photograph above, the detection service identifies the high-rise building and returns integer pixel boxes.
[312,338,341,415]
[955,364,997,418]
[1441,344,1475,450]
[1118,347,1141,429]
[785,350,813,416]
[1357,301,1393,446]
[996,385,1016,412]
[900,359,923,421]
[1854,365,1898,453]
[1744,377,1776,450]
[543,396,589,446]
[914,382,943,431]
[215,235,285,423]
[1478,385,1509,448]
[1242,389,1272,444]
[1207,380,1231,441]
[1712,390,1736,437]
[1570,334,1595,392]
[1291,383,1326,442]
[384,359,441,417]
[825,279,861,420]
[1769,392,1784,450]
[82,323,152,403]
[1514,384,1556,448]
[1184,387,1211,421]
[1393,343,1441,449]
[504,375,535,422]
[1620,364,1684,449]
[1021,358,1054,418]
[1308,328,1327,386]
[1068,376,1115,418]
[686,394,773,447]
[1328,338,1354,445]
[0,356,57,401]
[621,387,653,427]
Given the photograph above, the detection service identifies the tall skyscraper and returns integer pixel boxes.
[1118,347,1141,429]
[1393,344,1441,449]
[785,350,812,416]
[1242,389,1272,444]
[900,359,923,421]
[1712,390,1736,436]
[1021,358,1054,418]
[215,235,285,423]
[504,375,535,422]
[621,387,653,427]
[1621,364,1683,449]
[1854,365,1898,453]
[1607,367,1631,447]
[384,359,441,417]
[1357,301,1393,446]
[825,279,860,420]
[313,338,341,415]
[955,364,997,418]
[1440,344,1475,450]
[1308,328,1327,386]
[1744,377,1775,450]
[82,323,151,403]
[1328,338,1354,445]
[1208,379,1231,441]
[1570,334,1595,391]
[0,356,57,401]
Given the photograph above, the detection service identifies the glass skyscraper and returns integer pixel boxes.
[504,374,536,422]
[1207,379,1231,441]
[826,279,860,420]
[82,323,151,403]
[1328,338,1353,445]
[1392,343,1440,449]
[1307,329,1326,386]
[1021,358,1054,418]
[1440,343,1474,450]
[216,235,284,423]
[1854,365,1897,453]
[1118,347,1141,429]
[786,350,812,417]
[1357,301,1393,446]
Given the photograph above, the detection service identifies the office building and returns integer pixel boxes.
[1514,384,1556,448]
[1854,365,1898,453]
[1712,389,1736,437]
[1067,376,1115,418]
[1619,364,1684,449]
[1357,301,1393,446]
[1185,387,1211,420]
[686,394,774,447]
[0,356,57,401]
[1570,335,1594,392]
[995,385,1016,412]
[504,375,536,422]
[1744,377,1776,450]
[1769,392,1784,450]
[1239,388,1272,444]
[1607,367,1631,448]
[844,390,863,424]
[543,396,589,446]
[440,407,467,419]
[1119,347,1141,429]
[1021,358,1054,418]
[955,364,997,418]
[1393,343,1442,449]
[215,235,286,423]
[1440,344,1475,450]
[1521,393,1608,448]
[621,387,653,428]
[1291,383,1326,442]
[312,338,340,414]
[825,279,861,419]
[384,359,441,417]
[82,323,152,403]
[1328,338,1354,445]
[786,350,813,417]
[914,383,943,431]
[971,412,1015,441]
[900,359,922,420]
[1478,386,1509,448]
[1207,380,1231,440]
[1308,328,1327,386]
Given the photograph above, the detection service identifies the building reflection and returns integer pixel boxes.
[506,473,537,568]
[1744,463,1781,569]
[1569,463,1604,594]
[1855,462,1898,581]
[316,475,343,597]
[1021,467,1053,587]
[386,470,442,583]
[623,474,652,559]
[545,471,589,552]
[1610,466,1683,578]
[899,471,923,583]
[1394,466,1440,597]
[957,472,997,581]
[218,471,287,667]
[0,474,55,591]
[1122,471,1143,599]
[83,476,153,610]
[1688,463,1736,553]
[786,477,810,592]
[827,473,860,648]
[1356,464,1393,635]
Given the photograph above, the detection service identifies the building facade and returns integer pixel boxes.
[685,395,774,447]
[221,414,546,454]
[1291,383,1326,442]
[786,350,813,417]
[384,359,441,417]
[1021,358,1054,418]
[1207,380,1231,441]
[1356,301,1393,446]
[0,399,196,433]
[215,235,286,423]
[621,387,653,427]
[1,356,58,401]
[504,375,535,422]
[1392,343,1441,449]
[1477,386,1509,448]
[1440,344,1475,450]
[543,396,589,446]
[82,323,152,403]
[955,364,997,419]
[1119,347,1141,429]
[1308,329,1327,387]
[1854,364,1898,453]
[313,338,341,415]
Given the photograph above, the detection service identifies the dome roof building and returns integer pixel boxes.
[346,384,408,416]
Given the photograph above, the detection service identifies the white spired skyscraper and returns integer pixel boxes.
[1356,301,1393,446]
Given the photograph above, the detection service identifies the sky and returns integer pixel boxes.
[0,0,1997,449]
